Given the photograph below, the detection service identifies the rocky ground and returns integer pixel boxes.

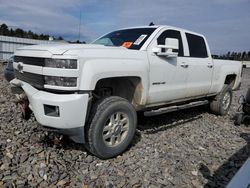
[0,63,250,188]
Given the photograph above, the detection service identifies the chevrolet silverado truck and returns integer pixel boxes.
[9,25,242,159]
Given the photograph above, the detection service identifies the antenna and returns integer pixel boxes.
[78,11,82,41]
[149,22,155,26]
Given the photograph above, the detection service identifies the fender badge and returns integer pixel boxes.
[152,82,166,85]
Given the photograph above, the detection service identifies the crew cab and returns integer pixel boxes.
[9,25,242,158]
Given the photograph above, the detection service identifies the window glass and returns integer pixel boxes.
[93,28,156,50]
[186,33,208,58]
[157,30,184,56]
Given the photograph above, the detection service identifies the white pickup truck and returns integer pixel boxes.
[10,25,242,158]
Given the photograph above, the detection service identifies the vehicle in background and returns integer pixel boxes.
[242,61,250,68]
[4,56,15,82]
[227,157,250,188]
[234,87,250,125]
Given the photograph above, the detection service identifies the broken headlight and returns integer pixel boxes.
[44,76,77,87]
[45,59,77,69]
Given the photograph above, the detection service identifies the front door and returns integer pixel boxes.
[147,29,188,104]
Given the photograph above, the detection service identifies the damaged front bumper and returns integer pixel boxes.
[10,79,89,143]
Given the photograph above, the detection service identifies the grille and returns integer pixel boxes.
[15,70,44,89]
[14,56,45,66]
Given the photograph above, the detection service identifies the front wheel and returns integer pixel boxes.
[210,84,232,116]
[85,96,137,159]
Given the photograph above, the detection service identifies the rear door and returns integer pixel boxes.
[184,33,213,97]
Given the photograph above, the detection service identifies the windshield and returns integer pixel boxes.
[93,28,156,50]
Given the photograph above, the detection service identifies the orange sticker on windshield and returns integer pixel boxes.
[122,42,133,48]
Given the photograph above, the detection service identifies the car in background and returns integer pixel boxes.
[4,56,15,82]
[227,157,250,188]
[242,61,250,68]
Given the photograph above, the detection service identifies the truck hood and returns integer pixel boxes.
[16,43,125,55]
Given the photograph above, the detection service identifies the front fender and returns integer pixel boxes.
[79,59,149,104]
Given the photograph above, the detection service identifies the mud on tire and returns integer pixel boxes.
[85,96,137,159]
[210,84,232,116]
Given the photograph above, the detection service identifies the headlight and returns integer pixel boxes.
[45,59,77,69]
[45,76,77,87]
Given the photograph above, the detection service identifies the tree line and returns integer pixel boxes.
[0,23,63,40]
[1,23,248,51]
[213,51,250,61]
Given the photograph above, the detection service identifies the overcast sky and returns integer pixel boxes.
[0,0,249,54]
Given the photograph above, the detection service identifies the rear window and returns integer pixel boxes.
[186,33,208,58]
[93,28,156,50]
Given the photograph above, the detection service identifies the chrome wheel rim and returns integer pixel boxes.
[102,112,129,147]
[222,92,231,110]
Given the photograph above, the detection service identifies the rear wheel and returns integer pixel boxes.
[210,84,232,115]
[85,96,137,159]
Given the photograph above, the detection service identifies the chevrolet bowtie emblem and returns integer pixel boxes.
[17,63,24,73]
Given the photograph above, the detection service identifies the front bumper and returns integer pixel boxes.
[12,79,90,142]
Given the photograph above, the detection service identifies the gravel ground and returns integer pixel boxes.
[0,64,250,188]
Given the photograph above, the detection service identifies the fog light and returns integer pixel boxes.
[44,104,60,117]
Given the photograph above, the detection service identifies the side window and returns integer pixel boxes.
[186,33,208,58]
[157,30,184,57]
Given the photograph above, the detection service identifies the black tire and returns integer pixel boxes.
[137,111,145,119]
[246,88,250,104]
[234,113,243,125]
[85,96,137,159]
[210,84,232,115]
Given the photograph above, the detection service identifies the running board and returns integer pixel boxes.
[144,100,209,117]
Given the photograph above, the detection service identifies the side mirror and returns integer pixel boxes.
[152,38,179,57]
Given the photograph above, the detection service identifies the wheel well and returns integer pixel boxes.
[94,77,143,108]
[224,74,236,87]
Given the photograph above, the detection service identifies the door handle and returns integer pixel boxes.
[180,62,189,68]
[207,63,213,68]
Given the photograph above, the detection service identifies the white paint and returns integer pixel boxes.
[13,25,242,131]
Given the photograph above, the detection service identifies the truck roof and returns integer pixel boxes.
[120,25,205,38]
